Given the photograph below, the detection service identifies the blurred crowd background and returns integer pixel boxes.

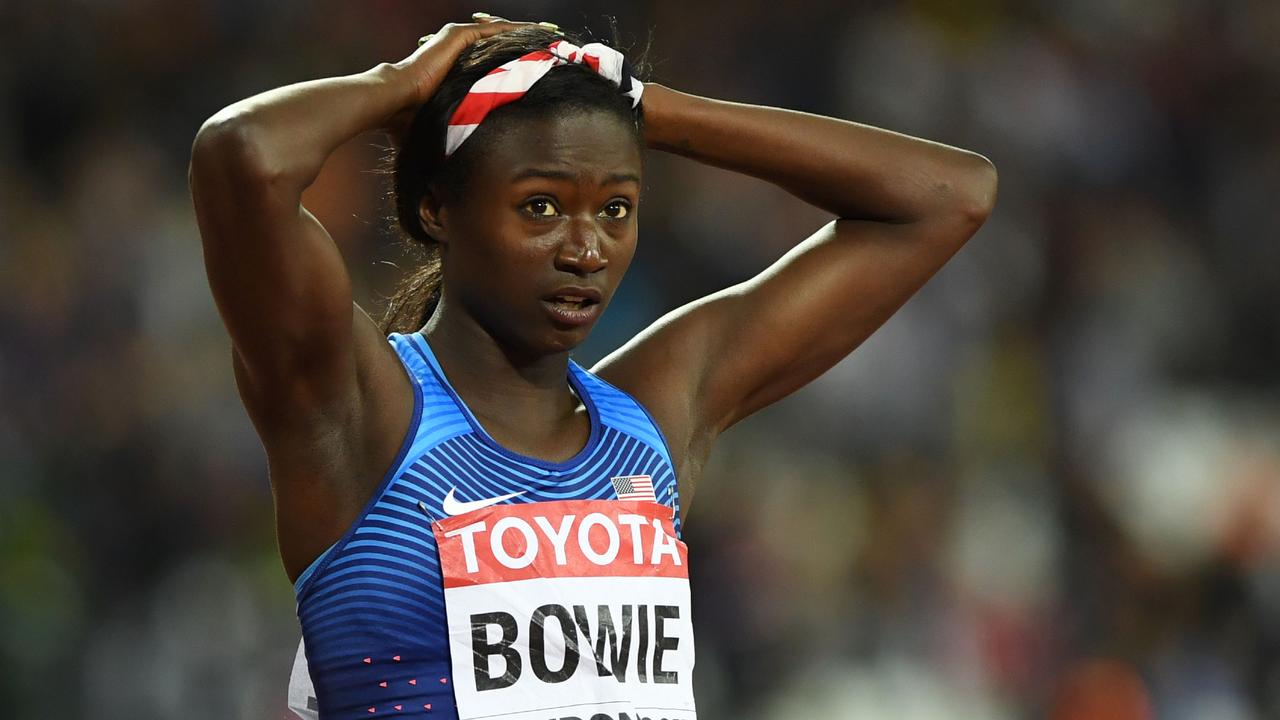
[3,0,1279,718]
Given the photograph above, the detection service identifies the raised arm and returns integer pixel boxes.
[190,21,527,424]
[188,19,536,578]
[596,84,997,485]
[189,68,394,422]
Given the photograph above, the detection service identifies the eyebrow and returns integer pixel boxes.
[510,167,640,186]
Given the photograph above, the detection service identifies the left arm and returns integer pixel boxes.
[595,83,997,489]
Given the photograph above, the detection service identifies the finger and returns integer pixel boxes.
[468,20,546,38]
[474,20,565,39]
[420,17,556,50]
[470,12,560,32]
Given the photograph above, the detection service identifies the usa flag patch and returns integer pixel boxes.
[610,474,656,503]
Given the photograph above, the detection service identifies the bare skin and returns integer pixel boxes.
[189,17,997,584]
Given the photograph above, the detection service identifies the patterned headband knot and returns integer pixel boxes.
[445,39,644,157]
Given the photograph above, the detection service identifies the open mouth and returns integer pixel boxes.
[546,294,598,311]
[541,290,603,327]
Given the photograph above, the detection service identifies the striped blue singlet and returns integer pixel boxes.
[289,331,682,718]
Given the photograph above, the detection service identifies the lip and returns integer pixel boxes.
[541,285,604,328]
[541,298,603,327]
[543,285,603,304]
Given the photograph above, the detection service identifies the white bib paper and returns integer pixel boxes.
[433,499,697,720]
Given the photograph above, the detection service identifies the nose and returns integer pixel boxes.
[554,217,608,275]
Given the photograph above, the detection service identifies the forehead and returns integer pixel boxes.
[468,109,642,187]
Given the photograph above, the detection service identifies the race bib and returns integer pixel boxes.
[433,499,697,720]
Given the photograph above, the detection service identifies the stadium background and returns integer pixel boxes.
[2,0,1279,717]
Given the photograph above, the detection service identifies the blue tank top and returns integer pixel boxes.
[291,331,683,718]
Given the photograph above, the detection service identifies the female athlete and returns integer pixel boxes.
[189,14,996,720]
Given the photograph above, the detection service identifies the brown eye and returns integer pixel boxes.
[600,200,631,219]
[524,198,558,217]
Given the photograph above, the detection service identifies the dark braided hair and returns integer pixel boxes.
[380,24,650,335]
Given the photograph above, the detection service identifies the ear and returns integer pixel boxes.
[417,188,449,245]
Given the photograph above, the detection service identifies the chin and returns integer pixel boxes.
[543,327,592,354]
[500,324,589,359]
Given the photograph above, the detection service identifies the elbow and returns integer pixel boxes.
[954,153,998,229]
[189,110,285,186]
[903,152,998,234]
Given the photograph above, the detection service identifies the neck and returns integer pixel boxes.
[420,295,577,428]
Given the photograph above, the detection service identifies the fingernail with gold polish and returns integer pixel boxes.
[472,12,492,19]
[538,21,560,30]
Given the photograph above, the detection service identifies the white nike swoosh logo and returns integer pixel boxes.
[441,487,526,516]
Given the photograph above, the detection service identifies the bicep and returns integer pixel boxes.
[598,214,980,445]
[190,121,357,416]
[705,216,975,428]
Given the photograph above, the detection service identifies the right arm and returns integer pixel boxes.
[190,65,407,422]
[188,19,534,579]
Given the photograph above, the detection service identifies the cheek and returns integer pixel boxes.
[468,235,550,302]
[609,230,638,274]
[455,216,540,269]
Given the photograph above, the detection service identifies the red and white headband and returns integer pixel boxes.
[445,39,644,157]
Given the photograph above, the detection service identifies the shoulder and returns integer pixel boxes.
[588,313,720,498]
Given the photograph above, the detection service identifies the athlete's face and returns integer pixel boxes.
[429,109,642,356]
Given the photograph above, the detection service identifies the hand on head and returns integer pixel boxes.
[383,12,562,147]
